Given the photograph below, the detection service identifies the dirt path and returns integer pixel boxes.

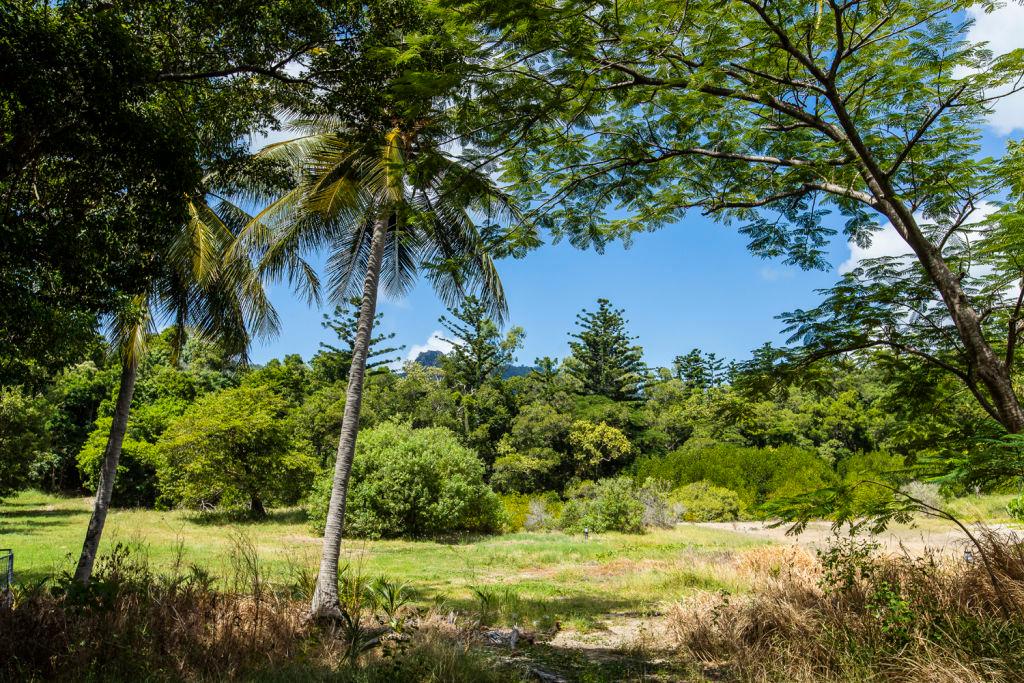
[694,519,1022,556]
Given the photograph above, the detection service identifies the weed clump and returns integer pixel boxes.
[669,529,1024,682]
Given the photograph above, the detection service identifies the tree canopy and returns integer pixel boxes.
[455,0,1024,432]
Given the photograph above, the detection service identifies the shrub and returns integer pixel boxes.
[308,423,501,539]
[670,481,741,522]
[637,477,677,528]
[1008,495,1024,522]
[0,386,50,498]
[634,442,834,514]
[840,450,908,512]
[499,492,561,531]
[499,493,531,531]
[77,419,163,507]
[490,441,561,494]
[561,477,645,534]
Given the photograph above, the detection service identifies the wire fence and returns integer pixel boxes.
[0,549,13,591]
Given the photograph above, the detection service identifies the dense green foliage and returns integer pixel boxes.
[671,481,743,522]
[560,477,646,534]
[566,299,646,401]
[635,443,837,512]
[0,0,348,388]
[307,422,501,538]
[157,386,315,517]
[0,386,49,496]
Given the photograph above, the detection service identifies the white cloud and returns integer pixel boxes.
[963,3,1024,134]
[838,225,913,274]
[838,202,999,274]
[248,126,296,154]
[405,330,453,362]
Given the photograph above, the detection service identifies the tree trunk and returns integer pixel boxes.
[887,207,1024,433]
[73,358,139,586]
[310,215,389,620]
[250,494,267,519]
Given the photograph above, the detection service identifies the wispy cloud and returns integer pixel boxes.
[838,203,998,275]
[962,4,1024,134]
[758,266,794,282]
[405,330,453,362]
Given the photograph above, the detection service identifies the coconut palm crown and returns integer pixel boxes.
[242,118,533,618]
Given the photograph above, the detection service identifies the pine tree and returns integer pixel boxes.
[673,348,726,391]
[439,295,524,394]
[567,299,646,400]
[311,297,402,385]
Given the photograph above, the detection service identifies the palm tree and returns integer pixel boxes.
[72,187,279,586]
[246,120,528,619]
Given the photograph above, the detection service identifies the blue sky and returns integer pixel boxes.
[247,4,1024,370]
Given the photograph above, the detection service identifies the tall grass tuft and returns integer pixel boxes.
[669,530,1024,682]
[0,542,510,682]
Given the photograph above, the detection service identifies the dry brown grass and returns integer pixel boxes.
[0,539,514,683]
[668,529,1024,682]
[0,542,324,681]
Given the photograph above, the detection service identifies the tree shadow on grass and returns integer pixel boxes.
[502,641,694,683]
[0,507,89,519]
[0,508,89,537]
[437,591,650,624]
[184,507,308,527]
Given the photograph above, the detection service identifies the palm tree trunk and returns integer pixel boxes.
[73,358,139,586]
[310,215,389,619]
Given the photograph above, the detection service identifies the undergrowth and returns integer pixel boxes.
[669,529,1024,682]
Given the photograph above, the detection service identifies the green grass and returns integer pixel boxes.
[943,492,1019,523]
[1,490,763,623]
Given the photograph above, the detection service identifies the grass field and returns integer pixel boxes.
[6,490,1023,681]
[1,490,765,625]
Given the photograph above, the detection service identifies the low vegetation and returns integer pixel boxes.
[671,534,1024,682]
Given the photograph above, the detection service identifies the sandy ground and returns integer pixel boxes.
[695,519,1023,556]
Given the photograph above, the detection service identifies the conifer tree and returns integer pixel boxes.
[439,295,524,394]
[566,299,646,401]
[673,348,726,391]
[312,297,402,385]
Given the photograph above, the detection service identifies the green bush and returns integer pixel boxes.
[499,492,562,531]
[839,450,907,512]
[308,423,502,539]
[634,442,834,514]
[670,480,742,522]
[490,443,561,494]
[78,418,163,507]
[0,386,50,498]
[157,386,315,516]
[560,477,645,534]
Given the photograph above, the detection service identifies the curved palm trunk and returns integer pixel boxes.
[73,358,139,585]
[310,215,389,619]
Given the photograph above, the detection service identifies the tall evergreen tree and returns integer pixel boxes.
[674,348,726,391]
[567,299,646,401]
[439,295,524,394]
[312,297,402,385]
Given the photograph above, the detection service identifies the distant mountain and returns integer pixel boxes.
[503,365,534,378]
[413,350,535,378]
[414,350,445,367]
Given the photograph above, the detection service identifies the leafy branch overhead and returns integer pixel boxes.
[457,0,1024,432]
